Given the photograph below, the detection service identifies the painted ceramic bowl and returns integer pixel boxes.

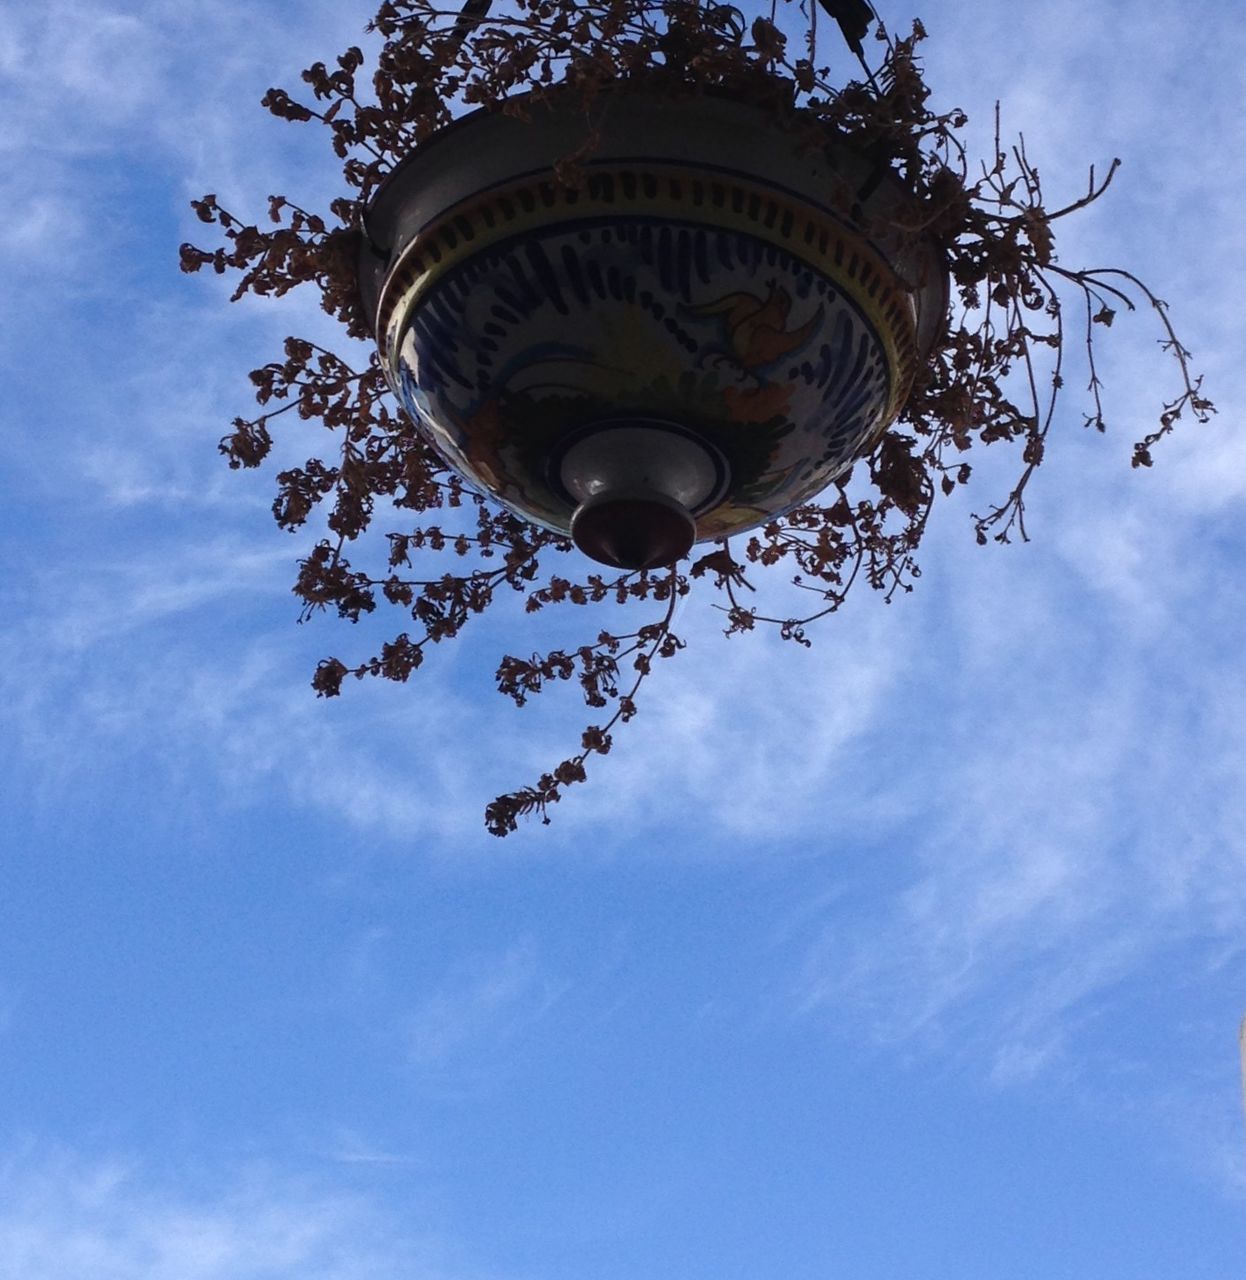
[359,86,948,568]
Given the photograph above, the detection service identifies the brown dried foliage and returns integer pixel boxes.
[182,1,1213,836]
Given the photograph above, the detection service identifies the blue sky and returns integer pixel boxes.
[1,1,1244,1276]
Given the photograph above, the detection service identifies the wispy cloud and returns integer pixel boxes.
[739,0,1246,1109]
[405,939,566,1069]
[0,1145,488,1280]
[785,491,1246,1088]
[322,1129,412,1169]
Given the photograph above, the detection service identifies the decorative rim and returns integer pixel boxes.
[376,163,922,436]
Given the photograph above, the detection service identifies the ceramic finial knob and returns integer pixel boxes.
[571,492,697,570]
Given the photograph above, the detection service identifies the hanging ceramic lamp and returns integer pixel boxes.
[358,87,949,570]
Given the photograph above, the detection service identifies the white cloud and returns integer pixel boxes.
[786,504,1246,1083]
[0,1146,487,1280]
[0,5,163,146]
[321,1129,411,1169]
[757,0,1246,1092]
[0,0,1240,1038]
[1,0,1238,874]
[405,939,566,1068]
[0,192,84,258]
[0,0,370,311]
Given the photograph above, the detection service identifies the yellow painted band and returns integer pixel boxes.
[377,165,920,428]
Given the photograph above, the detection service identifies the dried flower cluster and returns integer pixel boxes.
[182,0,1213,835]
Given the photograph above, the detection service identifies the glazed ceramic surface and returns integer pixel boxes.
[363,89,947,542]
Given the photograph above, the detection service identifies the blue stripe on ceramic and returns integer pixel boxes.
[391,216,892,538]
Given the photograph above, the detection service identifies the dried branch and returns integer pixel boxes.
[184,0,1213,834]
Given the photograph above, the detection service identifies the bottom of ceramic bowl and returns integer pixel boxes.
[570,491,697,570]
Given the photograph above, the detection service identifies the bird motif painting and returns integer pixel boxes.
[684,281,822,373]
